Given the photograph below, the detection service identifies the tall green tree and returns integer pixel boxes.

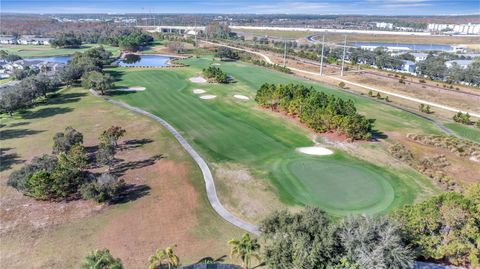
[228,233,261,269]
[82,71,113,95]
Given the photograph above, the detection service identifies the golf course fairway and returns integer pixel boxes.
[107,56,438,216]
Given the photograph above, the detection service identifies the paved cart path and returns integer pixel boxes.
[90,89,260,235]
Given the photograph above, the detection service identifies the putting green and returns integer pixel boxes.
[108,55,438,215]
[271,153,395,215]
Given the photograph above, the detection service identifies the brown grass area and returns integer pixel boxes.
[0,87,241,268]
[213,163,288,224]
[391,133,480,186]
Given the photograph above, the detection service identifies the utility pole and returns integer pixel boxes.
[319,35,325,75]
[283,39,287,67]
[341,34,347,77]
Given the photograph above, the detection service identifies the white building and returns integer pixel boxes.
[401,60,416,73]
[0,36,17,44]
[17,36,52,45]
[428,23,480,35]
[375,22,394,30]
[410,53,429,62]
[445,60,474,69]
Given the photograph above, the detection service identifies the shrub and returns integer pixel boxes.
[419,79,426,83]
[476,121,480,129]
[453,112,471,125]
[52,126,84,154]
[81,249,123,269]
[399,79,405,84]
[80,173,125,203]
[338,82,346,88]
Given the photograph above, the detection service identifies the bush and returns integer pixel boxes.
[338,82,346,88]
[477,121,480,129]
[202,66,229,83]
[52,126,84,154]
[82,249,123,269]
[80,173,125,203]
[453,112,471,125]
[419,79,426,83]
[215,46,239,60]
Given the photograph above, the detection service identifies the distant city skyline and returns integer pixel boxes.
[2,0,479,15]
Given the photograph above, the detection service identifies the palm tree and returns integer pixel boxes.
[81,249,123,269]
[228,233,261,269]
[149,246,180,269]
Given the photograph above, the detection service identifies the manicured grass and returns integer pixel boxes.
[108,55,440,215]
[270,152,396,215]
[444,123,480,143]
[1,44,120,58]
[0,87,242,268]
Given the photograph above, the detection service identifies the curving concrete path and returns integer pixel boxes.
[90,89,260,235]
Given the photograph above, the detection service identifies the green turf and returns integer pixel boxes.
[1,44,120,58]
[444,123,480,143]
[107,56,440,215]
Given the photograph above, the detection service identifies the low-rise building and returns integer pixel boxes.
[17,36,52,45]
[410,53,429,62]
[0,36,17,44]
[445,60,474,69]
[401,60,416,73]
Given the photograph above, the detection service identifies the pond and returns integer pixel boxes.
[23,55,72,64]
[351,42,453,52]
[117,54,171,67]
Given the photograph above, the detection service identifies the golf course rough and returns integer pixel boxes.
[108,56,437,216]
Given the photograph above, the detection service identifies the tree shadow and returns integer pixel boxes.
[371,129,388,141]
[0,128,44,140]
[111,154,165,177]
[121,138,154,150]
[0,148,24,172]
[106,69,126,82]
[106,90,136,97]
[9,121,30,128]
[111,184,151,204]
[20,107,73,119]
[45,92,86,105]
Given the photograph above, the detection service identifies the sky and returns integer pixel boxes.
[1,0,479,15]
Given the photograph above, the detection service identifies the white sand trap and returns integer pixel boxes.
[189,76,207,83]
[193,89,206,94]
[212,63,221,66]
[234,94,250,100]
[297,146,333,156]
[114,86,146,92]
[200,95,217,100]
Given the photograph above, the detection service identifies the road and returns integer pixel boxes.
[90,89,260,235]
[201,40,480,119]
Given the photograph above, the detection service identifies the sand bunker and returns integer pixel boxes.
[212,63,221,66]
[193,89,206,94]
[114,86,146,92]
[200,95,217,100]
[189,76,207,83]
[297,146,334,156]
[234,95,250,100]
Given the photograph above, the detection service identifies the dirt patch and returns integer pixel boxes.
[96,160,215,268]
[214,163,286,224]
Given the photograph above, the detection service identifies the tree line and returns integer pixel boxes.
[7,126,127,203]
[255,83,373,140]
[78,183,480,268]
[0,46,114,116]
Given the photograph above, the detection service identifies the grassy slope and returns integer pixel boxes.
[108,56,439,215]
[444,123,480,143]
[0,87,242,268]
[1,44,120,58]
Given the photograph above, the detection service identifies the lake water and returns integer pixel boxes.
[24,55,72,64]
[351,42,453,52]
[117,55,171,67]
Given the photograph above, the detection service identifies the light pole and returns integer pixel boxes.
[340,35,347,77]
[319,35,325,75]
